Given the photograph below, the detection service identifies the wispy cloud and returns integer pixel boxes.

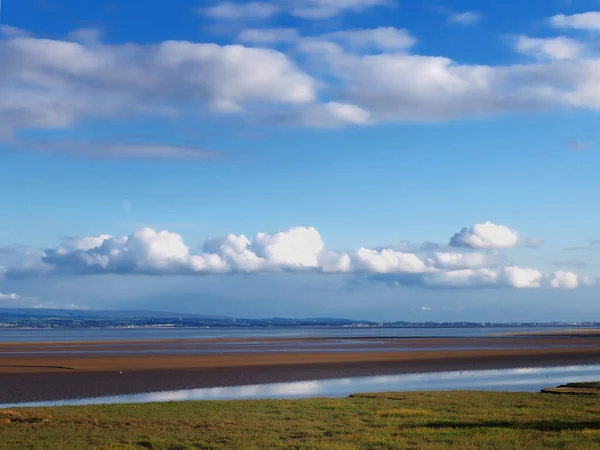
[553,260,589,269]
[565,139,588,151]
[563,240,600,251]
[200,0,394,20]
[448,11,481,26]
[13,140,227,160]
[199,2,280,20]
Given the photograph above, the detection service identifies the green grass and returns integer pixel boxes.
[1,387,600,449]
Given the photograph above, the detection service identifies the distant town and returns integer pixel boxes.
[0,308,597,329]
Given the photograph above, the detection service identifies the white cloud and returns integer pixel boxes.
[550,12,600,30]
[4,26,600,139]
[550,270,580,289]
[449,221,520,249]
[428,252,489,270]
[200,2,280,20]
[295,37,600,123]
[318,251,352,273]
[423,266,542,289]
[448,12,481,26]
[0,34,316,138]
[2,225,591,290]
[43,228,230,275]
[423,268,500,288]
[38,227,329,276]
[550,270,596,289]
[252,226,325,269]
[420,306,432,311]
[516,36,583,60]
[0,292,21,300]
[353,248,429,274]
[503,266,543,288]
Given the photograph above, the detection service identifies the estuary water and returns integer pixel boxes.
[0,325,595,342]
[2,364,599,408]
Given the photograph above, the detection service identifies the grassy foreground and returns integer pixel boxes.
[1,385,600,449]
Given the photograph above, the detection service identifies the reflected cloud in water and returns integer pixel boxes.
[3,365,600,408]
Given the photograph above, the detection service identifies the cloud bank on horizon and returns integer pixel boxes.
[1,221,593,291]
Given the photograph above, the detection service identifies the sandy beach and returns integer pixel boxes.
[1,335,600,403]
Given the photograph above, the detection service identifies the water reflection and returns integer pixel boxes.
[3,364,600,408]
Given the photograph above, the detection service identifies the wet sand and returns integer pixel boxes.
[1,336,600,403]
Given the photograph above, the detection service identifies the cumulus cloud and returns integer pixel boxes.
[29,227,430,277]
[503,266,543,288]
[0,33,315,138]
[0,292,21,300]
[449,222,520,249]
[353,248,429,274]
[1,225,590,290]
[449,222,543,249]
[3,24,600,138]
[295,42,599,124]
[428,252,489,270]
[550,12,600,30]
[42,228,230,275]
[515,36,583,60]
[422,266,542,289]
[290,26,600,124]
[550,270,595,289]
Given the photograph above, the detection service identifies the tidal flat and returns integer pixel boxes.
[2,335,600,403]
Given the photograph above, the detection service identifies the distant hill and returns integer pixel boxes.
[1,308,596,329]
[269,317,373,325]
[0,308,231,321]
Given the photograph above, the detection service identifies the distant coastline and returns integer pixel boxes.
[0,307,598,329]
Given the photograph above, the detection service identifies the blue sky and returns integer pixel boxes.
[0,0,599,321]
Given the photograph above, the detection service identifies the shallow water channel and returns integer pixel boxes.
[2,364,600,408]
